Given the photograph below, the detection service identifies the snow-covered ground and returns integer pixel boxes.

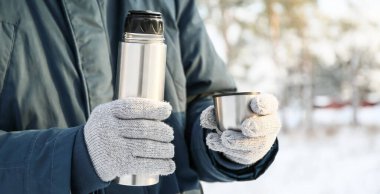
[284,105,380,129]
[202,108,380,194]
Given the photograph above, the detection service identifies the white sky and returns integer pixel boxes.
[318,0,380,23]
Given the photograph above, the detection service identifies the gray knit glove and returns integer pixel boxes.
[84,98,175,182]
[200,93,281,165]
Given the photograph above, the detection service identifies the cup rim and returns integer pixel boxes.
[213,91,260,98]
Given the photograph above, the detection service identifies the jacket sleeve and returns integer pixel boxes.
[177,0,279,182]
[0,127,108,194]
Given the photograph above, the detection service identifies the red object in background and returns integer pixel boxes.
[360,101,379,107]
[314,100,379,109]
[314,101,349,109]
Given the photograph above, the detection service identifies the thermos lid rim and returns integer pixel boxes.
[213,92,261,98]
[128,10,162,17]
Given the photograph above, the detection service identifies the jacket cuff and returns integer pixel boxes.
[71,126,110,193]
[208,136,279,180]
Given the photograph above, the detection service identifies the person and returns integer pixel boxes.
[0,0,281,194]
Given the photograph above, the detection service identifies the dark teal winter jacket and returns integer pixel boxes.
[0,0,279,193]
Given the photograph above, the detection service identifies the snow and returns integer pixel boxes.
[202,124,380,194]
[280,105,380,130]
[202,103,380,194]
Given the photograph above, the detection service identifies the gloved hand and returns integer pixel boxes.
[200,93,281,165]
[84,97,176,182]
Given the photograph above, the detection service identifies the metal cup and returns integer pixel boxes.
[213,92,260,133]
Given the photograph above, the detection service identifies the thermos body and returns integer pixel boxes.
[117,41,166,100]
[114,10,167,186]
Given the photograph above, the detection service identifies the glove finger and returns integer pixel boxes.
[122,158,176,176]
[121,158,176,175]
[112,98,172,120]
[125,139,174,159]
[206,132,258,165]
[221,130,262,151]
[222,130,277,151]
[225,136,276,165]
[205,132,224,152]
[206,132,251,157]
[241,113,281,137]
[117,119,174,142]
[200,106,218,130]
[250,93,279,116]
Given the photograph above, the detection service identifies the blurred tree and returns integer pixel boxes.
[265,0,317,132]
[198,0,317,131]
[197,0,380,130]
[199,0,252,67]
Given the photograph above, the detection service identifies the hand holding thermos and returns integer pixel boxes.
[84,98,176,182]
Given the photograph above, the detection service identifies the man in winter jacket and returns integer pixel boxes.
[0,0,281,194]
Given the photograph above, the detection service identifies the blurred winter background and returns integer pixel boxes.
[196,0,380,193]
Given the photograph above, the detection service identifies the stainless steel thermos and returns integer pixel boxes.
[114,10,167,186]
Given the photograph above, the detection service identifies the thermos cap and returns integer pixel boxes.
[124,10,164,35]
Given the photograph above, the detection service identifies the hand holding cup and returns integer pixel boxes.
[200,92,281,165]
